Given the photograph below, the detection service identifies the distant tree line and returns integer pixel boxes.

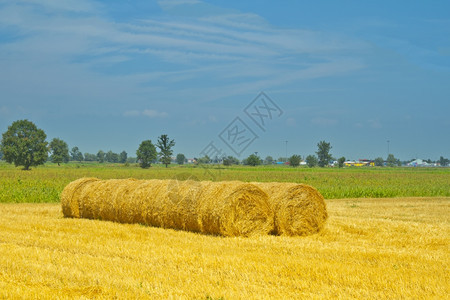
[1,119,449,170]
[0,120,137,169]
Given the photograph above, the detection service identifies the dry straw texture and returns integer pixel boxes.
[61,178,274,237]
[255,182,328,236]
[60,177,100,218]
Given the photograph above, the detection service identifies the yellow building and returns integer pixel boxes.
[344,160,375,167]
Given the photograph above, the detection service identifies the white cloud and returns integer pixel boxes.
[142,109,168,118]
[311,118,338,127]
[286,118,296,127]
[3,0,96,13]
[124,110,168,118]
[158,0,201,10]
[0,0,369,114]
[368,119,382,129]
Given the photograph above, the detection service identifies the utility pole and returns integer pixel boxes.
[387,140,390,157]
[285,140,288,162]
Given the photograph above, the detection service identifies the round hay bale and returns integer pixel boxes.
[61,178,273,237]
[61,177,100,218]
[255,182,328,236]
[196,181,273,237]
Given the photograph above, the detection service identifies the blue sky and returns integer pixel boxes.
[0,0,449,161]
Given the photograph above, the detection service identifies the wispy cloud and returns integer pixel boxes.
[124,109,168,118]
[368,119,382,129]
[158,0,201,10]
[311,118,339,127]
[0,0,368,113]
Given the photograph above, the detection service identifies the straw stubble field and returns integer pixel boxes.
[1,163,449,298]
[0,196,448,299]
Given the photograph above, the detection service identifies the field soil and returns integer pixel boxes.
[0,197,448,299]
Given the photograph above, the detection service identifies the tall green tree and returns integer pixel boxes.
[97,150,105,163]
[289,154,301,167]
[386,154,400,167]
[246,154,261,166]
[49,138,69,166]
[439,156,449,167]
[223,156,239,166]
[84,153,96,161]
[176,153,185,165]
[197,155,210,164]
[105,150,119,163]
[337,157,346,168]
[156,134,175,168]
[316,140,332,167]
[136,140,157,168]
[305,155,318,168]
[70,146,83,162]
[374,157,384,166]
[119,151,127,163]
[0,119,48,170]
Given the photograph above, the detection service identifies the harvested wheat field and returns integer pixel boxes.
[0,197,448,299]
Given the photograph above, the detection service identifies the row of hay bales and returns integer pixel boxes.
[61,178,328,237]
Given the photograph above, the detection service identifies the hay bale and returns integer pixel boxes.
[196,181,273,237]
[61,178,273,237]
[255,182,328,236]
[61,178,100,218]
[77,179,142,223]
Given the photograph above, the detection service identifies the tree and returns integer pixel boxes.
[277,157,287,163]
[289,154,301,167]
[97,150,105,163]
[264,156,274,165]
[316,140,332,167]
[228,156,235,165]
[83,153,96,161]
[439,156,449,167]
[374,157,384,167]
[246,154,261,166]
[70,146,83,162]
[337,157,346,168]
[105,150,119,163]
[386,154,398,167]
[305,155,318,168]
[105,150,113,163]
[176,153,186,165]
[223,156,239,166]
[197,156,210,164]
[111,152,119,163]
[0,149,3,160]
[136,140,157,168]
[119,151,128,163]
[0,120,48,170]
[223,157,232,166]
[156,134,175,168]
[49,138,69,166]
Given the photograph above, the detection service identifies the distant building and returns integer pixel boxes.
[186,158,196,164]
[344,159,375,167]
[407,159,430,167]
